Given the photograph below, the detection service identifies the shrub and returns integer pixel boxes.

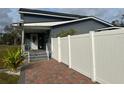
[0,45,20,69]
[57,29,76,37]
[2,47,25,72]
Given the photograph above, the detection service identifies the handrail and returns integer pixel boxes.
[46,43,49,60]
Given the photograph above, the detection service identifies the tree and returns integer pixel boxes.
[112,20,120,26]
[57,29,76,37]
[112,15,124,27]
[2,33,14,45]
[1,25,21,45]
[4,25,13,33]
[120,14,124,26]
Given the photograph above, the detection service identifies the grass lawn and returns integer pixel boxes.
[0,72,19,84]
[0,45,20,68]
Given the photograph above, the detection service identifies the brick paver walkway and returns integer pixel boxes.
[20,59,96,84]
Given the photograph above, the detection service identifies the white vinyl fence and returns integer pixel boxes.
[70,34,92,78]
[51,28,124,84]
[60,37,69,65]
[51,38,58,61]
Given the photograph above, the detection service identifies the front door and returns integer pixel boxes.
[30,34,38,50]
[38,33,45,50]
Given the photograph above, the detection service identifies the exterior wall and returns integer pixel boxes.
[51,19,111,38]
[22,14,72,23]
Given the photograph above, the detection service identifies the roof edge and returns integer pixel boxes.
[19,8,87,19]
[53,16,114,27]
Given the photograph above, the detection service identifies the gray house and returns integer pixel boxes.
[13,8,114,61]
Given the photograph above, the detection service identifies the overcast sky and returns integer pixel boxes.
[0,8,124,32]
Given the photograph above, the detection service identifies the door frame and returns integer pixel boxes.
[30,33,38,50]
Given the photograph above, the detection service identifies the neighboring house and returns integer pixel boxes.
[13,8,114,52]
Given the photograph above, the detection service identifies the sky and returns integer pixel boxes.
[0,8,124,32]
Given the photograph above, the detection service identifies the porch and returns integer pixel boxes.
[20,21,70,52]
[21,26,51,62]
[23,26,51,51]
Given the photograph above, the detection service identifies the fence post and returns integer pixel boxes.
[51,38,53,58]
[68,35,72,68]
[90,31,96,82]
[58,37,61,62]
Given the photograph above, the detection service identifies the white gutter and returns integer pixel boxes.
[24,21,70,26]
[97,27,122,31]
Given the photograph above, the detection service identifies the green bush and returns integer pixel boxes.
[57,29,76,37]
[0,45,20,69]
[2,47,25,72]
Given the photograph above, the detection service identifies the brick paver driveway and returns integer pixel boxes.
[20,59,95,84]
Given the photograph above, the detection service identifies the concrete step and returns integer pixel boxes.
[30,54,47,57]
[30,52,47,55]
[29,50,48,62]
[30,57,48,62]
[29,50,46,53]
[30,55,47,58]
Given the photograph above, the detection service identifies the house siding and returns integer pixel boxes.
[22,14,72,23]
[51,19,111,38]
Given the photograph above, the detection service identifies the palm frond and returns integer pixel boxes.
[2,47,25,72]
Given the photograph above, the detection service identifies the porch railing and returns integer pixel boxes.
[46,43,49,60]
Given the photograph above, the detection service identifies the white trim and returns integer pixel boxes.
[21,29,24,51]
[23,21,73,26]
[41,16,113,26]
[90,31,96,82]
[72,67,91,78]
[51,38,53,58]
[96,77,110,84]
[13,16,113,27]
[53,16,113,26]
[68,35,72,68]
[46,44,49,61]
[58,37,61,62]
[97,27,122,31]
[19,11,78,19]
[12,23,18,26]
